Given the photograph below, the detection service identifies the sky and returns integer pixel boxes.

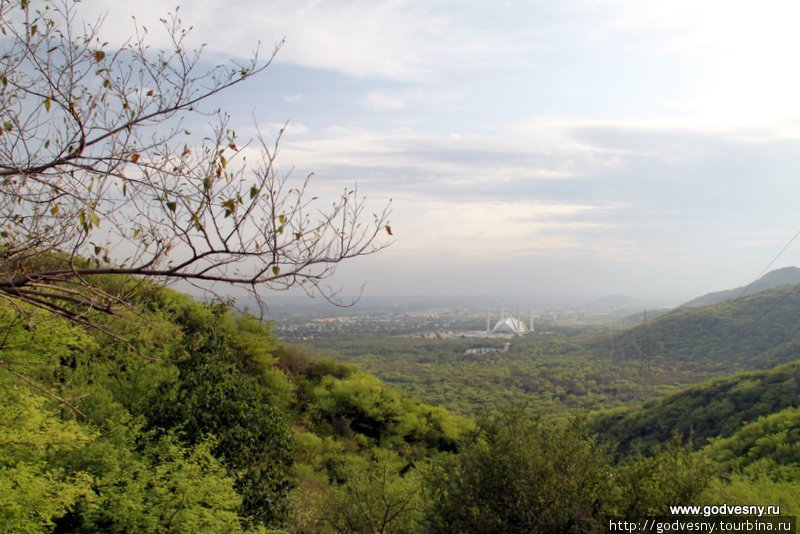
[79,0,800,302]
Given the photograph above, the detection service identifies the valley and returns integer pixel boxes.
[283,274,800,417]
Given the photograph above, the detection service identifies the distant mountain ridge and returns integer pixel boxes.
[682,266,800,308]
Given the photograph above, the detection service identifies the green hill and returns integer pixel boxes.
[613,284,800,366]
[682,266,800,308]
[703,406,800,480]
[0,281,472,532]
[592,360,800,454]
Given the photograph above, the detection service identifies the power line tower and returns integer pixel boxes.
[640,309,654,393]
[610,328,622,366]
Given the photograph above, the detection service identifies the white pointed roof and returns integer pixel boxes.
[491,317,527,334]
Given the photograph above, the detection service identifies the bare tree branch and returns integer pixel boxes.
[0,0,393,340]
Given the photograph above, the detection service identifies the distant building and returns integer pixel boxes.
[465,342,510,355]
[485,306,535,336]
[491,317,528,335]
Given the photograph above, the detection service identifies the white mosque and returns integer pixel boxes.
[486,307,535,336]
[491,316,528,335]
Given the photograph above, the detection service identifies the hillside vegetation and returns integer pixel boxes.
[4,274,800,531]
[592,360,800,454]
[0,280,471,532]
[2,278,757,532]
[302,334,739,417]
[697,407,800,515]
[591,352,800,516]
[610,284,800,367]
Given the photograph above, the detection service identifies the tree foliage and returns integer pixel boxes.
[0,288,290,531]
[423,409,616,533]
[610,285,800,366]
[144,294,294,527]
[422,407,711,534]
[0,386,94,532]
[289,448,423,534]
[593,360,800,455]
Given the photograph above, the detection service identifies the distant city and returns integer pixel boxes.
[266,294,676,341]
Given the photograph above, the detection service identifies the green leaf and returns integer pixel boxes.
[221,198,237,217]
[89,211,100,228]
[94,245,101,255]
[272,265,280,276]
[166,201,177,213]
[249,186,260,199]
[278,214,287,225]
[50,204,58,215]
[3,121,12,131]
[43,96,50,112]
[219,154,227,168]
[103,79,111,89]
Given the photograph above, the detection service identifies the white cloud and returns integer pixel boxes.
[393,199,614,258]
[261,122,311,138]
[363,90,417,111]
[268,116,779,196]
[75,0,515,81]
[573,0,800,123]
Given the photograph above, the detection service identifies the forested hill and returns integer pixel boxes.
[612,283,800,366]
[0,281,472,532]
[681,266,800,308]
[592,359,800,455]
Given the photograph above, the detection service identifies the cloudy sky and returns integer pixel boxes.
[83,0,800,301]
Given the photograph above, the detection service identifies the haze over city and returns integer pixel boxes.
[81,0,800,301]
